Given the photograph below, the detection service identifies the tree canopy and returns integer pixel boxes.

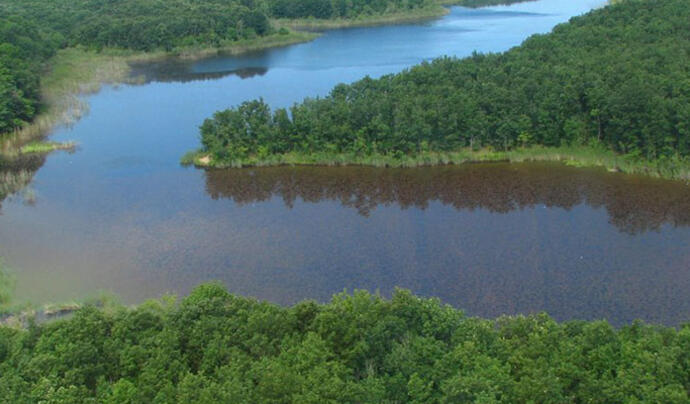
[196,0,690,170]
[0,283,688,402]
[0,15,60,134]
[0,0,474,52]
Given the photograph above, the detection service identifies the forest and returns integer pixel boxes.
[193,0,690,175]
[0,283,688,402]
[0,0,518,138]
[0,16,59,135]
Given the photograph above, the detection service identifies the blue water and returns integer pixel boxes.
[3,0,689,326]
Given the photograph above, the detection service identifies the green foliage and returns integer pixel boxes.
[0,0,456,53]
[453,0,536,7]
[0,15,59,134]
[270,0,434,19]
[0,258,14,308]
[0,284,688,402]
[197,0,690,174]
[0,0,274,52]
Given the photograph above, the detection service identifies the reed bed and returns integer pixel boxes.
[184,146,690,182]
[272,7,448,30]
[1,31,316,154]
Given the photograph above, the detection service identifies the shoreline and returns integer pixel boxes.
[182,146,690,182]
[272,6,450,31]
[0,31,319,153]
[1,2,463,152]
[0,1,522,153]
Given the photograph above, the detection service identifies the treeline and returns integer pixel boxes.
[450,0,535,6]
[0,0,450,52]
[0,16,60,134]
[196,0,690,168]
[0,283,688,402]
[270,0,432,19]
[1,0,274,52]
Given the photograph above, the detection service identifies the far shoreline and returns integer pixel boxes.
[2,31,320,153]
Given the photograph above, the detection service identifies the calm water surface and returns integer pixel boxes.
[3,0,689,326]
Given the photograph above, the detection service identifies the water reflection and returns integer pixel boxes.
[129,60,268,84]
[6,0,684,326]
[0,154,45,212]
[204,163,690,235]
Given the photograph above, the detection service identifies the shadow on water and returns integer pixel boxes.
[129,59,268,84]
[204,162,690,235]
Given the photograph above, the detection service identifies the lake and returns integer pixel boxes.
[2,0,689,326]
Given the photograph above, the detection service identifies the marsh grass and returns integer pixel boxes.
[0,284,121,328]
[1,48,133,153]
[173,31,318,59]
[1,31,317,154]
[0,259,15,310]
[185,146,690,181]
[20,141,77,155]
[272,7,449,30]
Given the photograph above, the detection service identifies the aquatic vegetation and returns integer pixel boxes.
[272,6,452,30]
[20,141,76,155]
[0,259,13,309]
[185,145,690,181]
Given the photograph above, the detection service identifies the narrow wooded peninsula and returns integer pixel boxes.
[186,0,690,180]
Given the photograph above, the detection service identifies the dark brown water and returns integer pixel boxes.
[2,0,689,326]
[204,164,690,235]
[200,163,690,326]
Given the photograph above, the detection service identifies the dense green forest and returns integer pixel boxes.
[0,17,60,134]
[0,0,479,52]
[446,0,534,6]
[0,283,688,402]
[193,0,690,173]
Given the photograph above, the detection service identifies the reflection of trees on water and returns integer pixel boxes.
[204,163,690,234]
[129,60,269,84]
[0,154,44,212]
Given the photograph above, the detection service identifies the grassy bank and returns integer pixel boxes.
[169,31,318,60]
[0,48,132,154]
[0,293,117,328]
[0,258,117,327]
[272,0,536,30]
[1,31,317,154]
[442,0,538,7]
[20,141,77,155]
[272,6,449,30]
[182,145,690,181]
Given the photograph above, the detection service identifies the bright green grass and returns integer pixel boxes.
[20,141,77,155]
